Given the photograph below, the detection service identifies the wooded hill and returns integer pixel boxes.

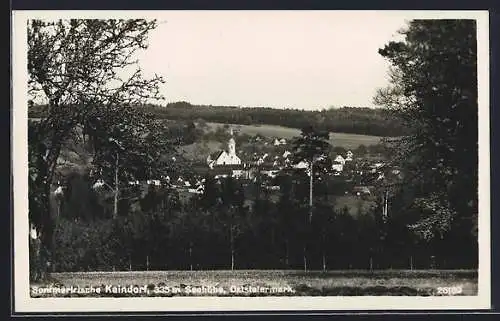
[29,102,408,137]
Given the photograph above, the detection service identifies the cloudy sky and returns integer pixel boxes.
[134,11,412,110]
[22,11,484,111]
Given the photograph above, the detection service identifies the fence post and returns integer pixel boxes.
[430,256,436,270]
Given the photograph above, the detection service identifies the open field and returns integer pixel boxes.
[179,141,223,162]
[206,122,383,149]
[31,270,477,297]
[333,195,377,217]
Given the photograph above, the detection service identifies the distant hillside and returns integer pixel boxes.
[28,101,408,137]
[146,102,408,137]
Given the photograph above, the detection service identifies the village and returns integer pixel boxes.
[106,127,403,205]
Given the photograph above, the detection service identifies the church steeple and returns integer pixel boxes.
[228,128,236,156]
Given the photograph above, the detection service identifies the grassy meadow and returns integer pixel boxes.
[31,270,477,297]
[178,122,384,162]
[206,122,382,150]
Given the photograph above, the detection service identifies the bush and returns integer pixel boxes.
[52,218,118,271]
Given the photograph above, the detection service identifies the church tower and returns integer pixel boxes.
[228,128,236,156]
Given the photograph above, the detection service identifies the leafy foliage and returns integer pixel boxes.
[27,19,166,280]
[292,125,330,163]
[375,20,478,245]
[48,171,476,271]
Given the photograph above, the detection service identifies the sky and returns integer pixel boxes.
[134,11,410,110]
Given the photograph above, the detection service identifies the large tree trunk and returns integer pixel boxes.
[113,152,119,219]
[309,162,313,222]
[322,251,327,272]
[285,239,289,268]
[322,233,327,272]
[303,245,307,272]
[29,121,68,282]
[189,242,193,271]
[29,237,41,280]
[230,223,234,271]
[29,186,53,282]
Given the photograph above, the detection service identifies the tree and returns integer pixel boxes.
[374,20,478,265]
[291,125,331,222]
[218,177,246,270]
[275,173,296,268]
[332,146,347,156]
[196,118,208,129]
[355,144,368,156]
[291,125,331,271]
[27,19,165,280]
[87,106,174,218]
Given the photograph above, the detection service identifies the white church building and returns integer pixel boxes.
[207,129,242,168]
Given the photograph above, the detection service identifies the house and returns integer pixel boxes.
[353,186,371,196]
[346,150,354,161]
[92,179,105,189]
[334,155,346,165]
[210,163,251,180]
[273,138,287,146]
[207,128,242,168]
[30,223,39,240]
[331,161,344,172]
[293,160,309,169]
[232,169,245,179]
[316,154,327,161]
[282,150,291,159]
[147,179,161,186]
[261,169,279,178]
[188,185,204,194]
[256,153,269,165]
[54,183,64,196]
[370,162,385,173]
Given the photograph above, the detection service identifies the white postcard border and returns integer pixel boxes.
[12,10,491,313]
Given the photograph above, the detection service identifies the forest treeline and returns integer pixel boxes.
[147,102,408,137]
[45,170,476,273]
[28,102,409,137]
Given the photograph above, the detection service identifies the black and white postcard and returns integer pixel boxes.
[12,10,491,313]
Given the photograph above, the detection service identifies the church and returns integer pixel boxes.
[207,128,242,169]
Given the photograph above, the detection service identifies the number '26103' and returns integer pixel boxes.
[436,286,463,295]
